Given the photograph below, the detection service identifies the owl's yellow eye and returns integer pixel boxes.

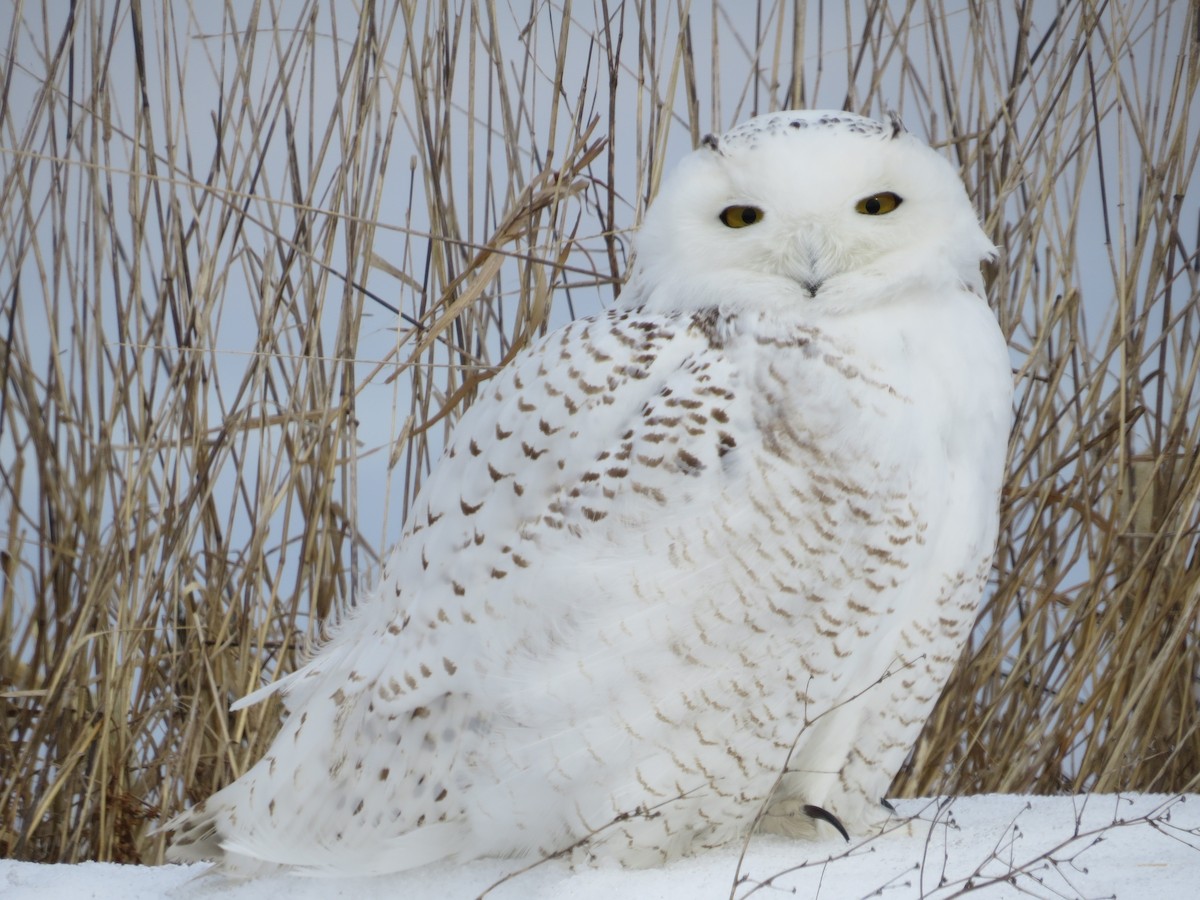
[719,205,764,228]
[855,192,903,215]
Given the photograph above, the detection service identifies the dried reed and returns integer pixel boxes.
[1,0,1196,865]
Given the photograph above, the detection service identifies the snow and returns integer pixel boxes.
[3,795,1197,899]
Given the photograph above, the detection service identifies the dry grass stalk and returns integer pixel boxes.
[1,0,1197,865]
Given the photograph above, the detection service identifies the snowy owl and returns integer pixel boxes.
[165,110,1012,875]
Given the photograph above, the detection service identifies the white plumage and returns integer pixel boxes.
[165,110,1012,875]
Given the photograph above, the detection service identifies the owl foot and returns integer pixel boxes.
[757,796,910,841]
[802,804,849,841]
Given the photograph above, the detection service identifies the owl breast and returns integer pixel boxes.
[421,298,1010,862]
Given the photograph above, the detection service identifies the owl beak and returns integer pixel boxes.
[790,264,826,299]
[790,234,831,298]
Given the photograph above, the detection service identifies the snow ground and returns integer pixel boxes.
[2,795,1198,899]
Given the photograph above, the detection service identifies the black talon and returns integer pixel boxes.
[803,803,850,842]
[880,798,897,813]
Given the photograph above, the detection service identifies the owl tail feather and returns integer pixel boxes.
[162,797,468,877]
[220,821,467,877]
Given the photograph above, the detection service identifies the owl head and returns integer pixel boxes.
[623,110,995,317]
